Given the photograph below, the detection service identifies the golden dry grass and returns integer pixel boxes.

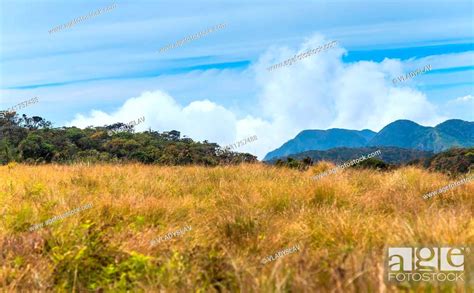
[0,163,473,292]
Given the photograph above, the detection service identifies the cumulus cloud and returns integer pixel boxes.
[68,90,238,144]
[68,34,444,159]
[444,94,474,121]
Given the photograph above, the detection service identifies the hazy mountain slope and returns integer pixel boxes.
[263,129,376,161]
[435,119,474,144]
[367,119,473,152]
[264,119,473,161]
[366,120,438,151]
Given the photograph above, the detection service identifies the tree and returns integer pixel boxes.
[18,134,55,163]
[20,114,51,129]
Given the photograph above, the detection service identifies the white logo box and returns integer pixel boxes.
[388,247,465,272]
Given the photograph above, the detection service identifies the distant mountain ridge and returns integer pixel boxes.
[264,129,376,161]
[266,146,434,165]
[264,119,474,161]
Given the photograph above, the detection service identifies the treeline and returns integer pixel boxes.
[409,147,474,176]
[273,156,393,172]
[271,146,474,175]
[267,147,434,165]
[0,112,257,165]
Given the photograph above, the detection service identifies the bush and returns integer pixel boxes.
[275,157,313,171]
[351,157,392,171]
[426,147,474,176]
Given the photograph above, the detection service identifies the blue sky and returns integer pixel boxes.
[0,0,473,158]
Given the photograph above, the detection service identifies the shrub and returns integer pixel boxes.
[351,158,392,171]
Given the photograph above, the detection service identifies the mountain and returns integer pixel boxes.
[264,119,474,161]
[263,129,376,161]
[367,119,474,152]
[435,119,474,143]
[266,146,433,165]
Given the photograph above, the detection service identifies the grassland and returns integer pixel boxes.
[0,163,473,292]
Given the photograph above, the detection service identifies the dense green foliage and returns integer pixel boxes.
[0,112,257,165]
[418,147,474,176]
[268,146,433,165]
[273,147,473,175]
[350,157,393,171]
[274,157,313,170]
[274,155,393,171]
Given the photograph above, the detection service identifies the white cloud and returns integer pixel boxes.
[68,90,238,144]
[247,34,443,156]
[444,94,474,121]
[68,34,446,159]
[451,94,473,103]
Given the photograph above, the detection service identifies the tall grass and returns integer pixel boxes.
[0,163,472,292]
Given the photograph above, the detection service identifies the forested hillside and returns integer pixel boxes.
[0,112,257,165]
[412,147,474,175]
